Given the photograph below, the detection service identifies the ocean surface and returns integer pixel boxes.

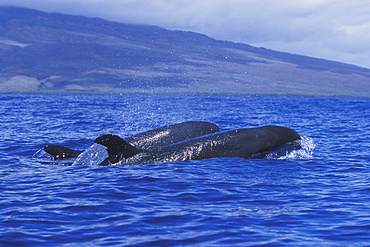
[1,94,370,246]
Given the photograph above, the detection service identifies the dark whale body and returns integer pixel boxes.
[43,145,83,160]
[94,126,301,166]
[125,120,220,149]
[44,121,220,160]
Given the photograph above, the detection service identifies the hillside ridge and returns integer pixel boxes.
[0,7,369,97]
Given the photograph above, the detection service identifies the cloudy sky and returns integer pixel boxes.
[1,0,370,68]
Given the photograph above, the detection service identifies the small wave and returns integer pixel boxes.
[267,136,316,160]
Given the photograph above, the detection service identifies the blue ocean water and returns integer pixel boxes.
[1,94,370,246]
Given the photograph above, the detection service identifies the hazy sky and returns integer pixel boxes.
[1,0,370,68]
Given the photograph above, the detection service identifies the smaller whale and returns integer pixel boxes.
[43,121,220,160]
[90,125,301,166]
[44,145,83,160]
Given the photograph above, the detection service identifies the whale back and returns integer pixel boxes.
[126,121,220,149]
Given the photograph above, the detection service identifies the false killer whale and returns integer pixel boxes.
[43,121,220,160]
[87,125,301,166]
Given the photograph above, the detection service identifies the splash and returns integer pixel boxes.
[267,136,316,160]
[72,143,108,166]
[32,148,53,159]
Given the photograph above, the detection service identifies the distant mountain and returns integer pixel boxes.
[0,7,369,96]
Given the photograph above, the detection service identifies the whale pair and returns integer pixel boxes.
[44,121,220,160]
[43,121,301,166]
[94,125,300,166]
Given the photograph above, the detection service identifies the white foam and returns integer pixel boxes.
[267,136,316,160]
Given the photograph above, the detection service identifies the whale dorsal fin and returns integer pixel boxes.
[94,134,141,164]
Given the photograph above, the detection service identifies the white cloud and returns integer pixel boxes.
[1,0,370,68]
